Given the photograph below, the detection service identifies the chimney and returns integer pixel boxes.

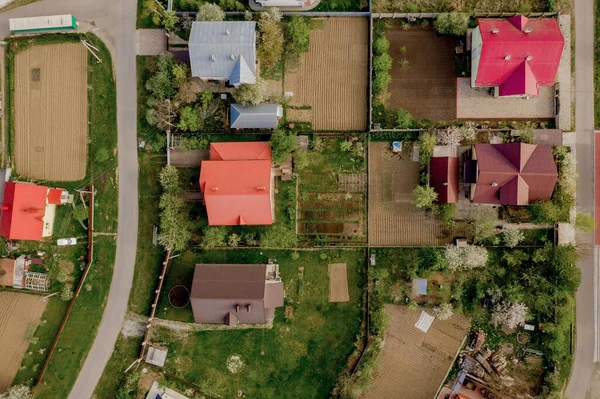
[211,187,219,191]
[491,28,499,34]
[256,186,266,191]
[247,304,252,312]
[235,304,240,312]
[225,30,230,35]
[504,55,511,60]
[210,55,216,62]
[491,182,498,187]
[524,28,532,33]
[526,55,532,61]
[230,54,236,61]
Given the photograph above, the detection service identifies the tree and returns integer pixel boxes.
[200,91,213,110]
[73,204,89,230]
[286,16,311,55]
[159,165,180,193]
[201,226,227,249]
[0,385,33,399]
[418,131,437,166]
[270,130,296,163]
[468,209,497,243]
[436,126,462,146]
[434,13,470,36]
[219,0,246,10]
[575,213,595,232]
[162,10,179,31]
[294,149,310,171]
[141,0,164,25]
[411,185,437,209]
[196,3,225,21]
[260,223,297,248]
[146,53,177,99]
[370,307,391,335]
[491,302,528,329]
[503,228,524,248]
[258,10,284,66]
[146,98,177,131]
[228,233,240,247]
[233,77,268,105]
[434,303,454,321]
[177,106,201,132]
[445,244,488,272]
[172,63,189,88]
[396,109,413,128]
[372,36,389,55]
[158,193,191,252]
[60,286,74,301]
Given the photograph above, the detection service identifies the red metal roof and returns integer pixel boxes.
[0,182,48,241]
[47,188,64,205]
[473,143,558,205]
[430,157,459,203]
[200,142,273,226]
[475,16,564,96]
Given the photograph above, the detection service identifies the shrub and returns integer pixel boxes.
[575,213,596,232]
[201,226,227,249]
[270,130,296,163]
[286,16,311,55]
[411,185,437,209]
[95,147,111,163]
[233,77,268,105]
[158,193,191,252]
[172,63,189,88]
[445,244,488,272]
[162,10,179,31]
[179,134,210,151]
[219,0,245,10]
[396,109,413,128]
[340,140,354,152]
[179,0,203,10]
[373,72,391,98]
[159,165,180,194]
[200,91,213,110]
[1,385,33,399]
[436,203,456,223]
[258,9,284,66]
[145,53,177,99]
[228,233,240,247]
[370,307,391,335]
[418,131,436,166]
[434,303,454,320]
[434,13,470,36]
[177,106,201,132]
[73,204,88,223]
[196,3,225,21]
[503,228,524,248]
[373,53,392,73]
[372,36,389,55]
[260,223,297,248]
[60,286,74,301]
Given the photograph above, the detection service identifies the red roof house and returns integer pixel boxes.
[471,16,564,96]
[200,142,273,226]
[430,157,459,203]
[472,143,558,205]
[1,182,49,241]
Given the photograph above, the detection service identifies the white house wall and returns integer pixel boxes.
[471,26,482,88]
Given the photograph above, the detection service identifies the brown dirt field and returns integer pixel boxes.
[284,18,368,131]
[0,291,47,391]
[369,141,458,246]
[328,263,349,302]
[385,25,456,121]
[14,43,88,181]
[361,305,469,399]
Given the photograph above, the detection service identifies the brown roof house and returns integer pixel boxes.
[470,143,558,205]
[430,146,459,204]
[190,263,284,326]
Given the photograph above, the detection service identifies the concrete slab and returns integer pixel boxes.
[137,29,167,56]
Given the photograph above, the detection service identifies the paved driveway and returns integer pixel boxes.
[0,1,139,398]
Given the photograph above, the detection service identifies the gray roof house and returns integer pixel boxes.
[188,21,256,87]
[230,104,283,129]
[190,263,284,325]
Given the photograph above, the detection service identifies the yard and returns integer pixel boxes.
[384,24,457,121]
[368,141,455,246]
[372,0,547,12]
[296,135,367,245]
[4,33,119,398]
[150,248,365,398]
[13,42,88,181]
[284,18,368,131]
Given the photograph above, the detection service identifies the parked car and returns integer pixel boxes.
[57,238,77,246]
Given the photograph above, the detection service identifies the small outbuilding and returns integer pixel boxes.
[412,278,428,296]
[230,104,283,129]
[190,263,284,325]
[430,156,459,204]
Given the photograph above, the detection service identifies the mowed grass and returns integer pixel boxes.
[6,34,119,398]
[152,248,365,398]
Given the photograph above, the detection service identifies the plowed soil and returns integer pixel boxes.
[0,291,47,391]
[285,18,368,131]
[361,305,469,399]
[385,25,456,120]
[14,43,88,181]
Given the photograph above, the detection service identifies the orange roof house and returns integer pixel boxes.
[200,142,273,226]
[0,182,68,241]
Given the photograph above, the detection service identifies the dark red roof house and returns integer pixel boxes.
[199,142,273,226]
[470,16,564,96]
[472,143,558,205]
[430,157,459,203]
[190,263,284,325]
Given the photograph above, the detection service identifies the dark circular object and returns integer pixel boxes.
[168,285,190,308]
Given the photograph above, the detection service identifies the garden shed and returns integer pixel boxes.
[230,104,283,129]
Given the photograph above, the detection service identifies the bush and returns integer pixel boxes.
[201,226,227,249]
[219,0,245,10]
[179,134,210,150]
[434,303,454,320]
[145,53,177,99]
[258,10,284,66]
[270,130,296,163]
[228,233,241,247]
[468,209,497,243]
[372,36,389,55]
[370,307,391,335]
[436,203,456,223]
[196,3,225,21]
[286,16,311,55]
[575,213,596,232]
[503,228,524,248]
[159,165,180,194]
[434,13,470,36]
[260,223,297,248]
[373,52,392,73]
[73,204,88,223]
[411,185,437,209]
[373,72,391,98]
[233,77,268,105]
[1,385,33,399]
[396,109,413,128]
[95,147,111,163]
[172,63,189,88]
[418,131,436,166]
[177,106,201,132]
[162,10,178,31]
[178,0,203,10]
[445,244,488,272]
[60,286,74,301]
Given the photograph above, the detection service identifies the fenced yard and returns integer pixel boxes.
[284,18,368,131]
[0,292,47,392]
[362,305,469,399]
[373,0,548,12]
[150,249,365,399]
[385,24,457,121]
[297,136,367,245]
[369,141,454,246]
[13,43,88,181]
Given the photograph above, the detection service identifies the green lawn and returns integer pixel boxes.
[152,248,365,398]
[137,0,163,29]
[5,33,119,398]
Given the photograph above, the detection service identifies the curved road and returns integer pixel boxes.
[0,1,139,398]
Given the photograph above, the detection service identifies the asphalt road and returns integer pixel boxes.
[0,1,139,398]
[566,0,596,397]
